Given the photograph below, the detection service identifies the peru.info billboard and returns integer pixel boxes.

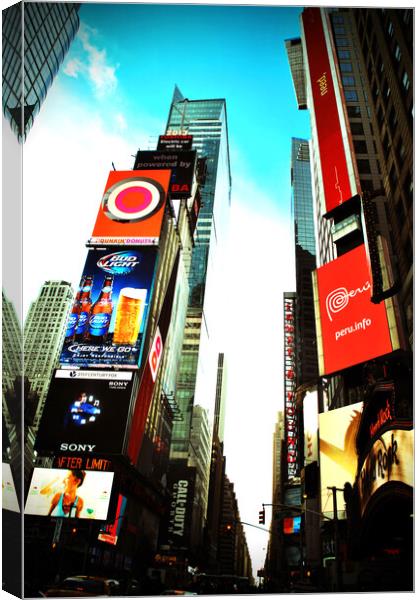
[60,246,158,368]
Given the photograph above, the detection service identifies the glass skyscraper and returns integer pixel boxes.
[2,2,80,140]
[291,137,318,385]
[166,88,231,458]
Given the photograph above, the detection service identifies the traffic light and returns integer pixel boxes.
[259,508,265,525]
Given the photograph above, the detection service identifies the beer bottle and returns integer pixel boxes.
[64,276,86,344]
[87,275,114,343]
[74,275,94,342]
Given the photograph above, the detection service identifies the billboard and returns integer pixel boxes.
[89,170,171,246]
[319,402,363,518]
[357,428,413,516]
[60,246,158,368]
[98,494,127,545]
[302,7,358,214]
[312,244,396,376]
[24,467,114,520]
[157,135,193,151]
[283,516,301,535]
[284,295,299,479]
[134,150,196,199]
[34,370,134,456]
[165,464,196,549]
[303,390,319,466]
[2,463,20,512]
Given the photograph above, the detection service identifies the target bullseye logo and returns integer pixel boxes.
[102,177,165,223]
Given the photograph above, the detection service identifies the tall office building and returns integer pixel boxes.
[213,352,227,441]
[166,89,231,546]
[2,2,80,140]
[290,138,318,386]
[24,280,73,429]
[285,7,413,591]
[2,290,22,429]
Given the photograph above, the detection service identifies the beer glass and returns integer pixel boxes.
[113,288,147,345]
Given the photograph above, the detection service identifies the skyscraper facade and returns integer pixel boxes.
[290,138,318,386]
[166,88,231,501]
[2,290,22,430]
[284,7,413,592]
[2,2,80,140]
[24,280,73,428]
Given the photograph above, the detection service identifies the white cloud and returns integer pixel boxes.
[23,86,153,318]
[63,22,118,97]
[115,112,127,130]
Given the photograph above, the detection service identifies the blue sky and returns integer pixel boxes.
[58,3,310,217]
[19,1,312,577]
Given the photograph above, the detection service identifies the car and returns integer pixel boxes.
[160,591,198,596]
[43,575,120,597]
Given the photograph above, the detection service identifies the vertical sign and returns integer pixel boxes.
[284,295,299,479]
[302,7,356,214]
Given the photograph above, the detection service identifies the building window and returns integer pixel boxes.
[336,37,349,46]
[350,122,364,135]
[338,49,350,59]
[334,26,346,34]
[342,76,355,86]
[394,44,402,62]
[402,71,410,91]
[387,21,394,37]
[340,62,353,72]
[353,140,368,154]
[357,159,371,174]
[332,14,344,23]
[347,105,361,117]
[344,90,358,102]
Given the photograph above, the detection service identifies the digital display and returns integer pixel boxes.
[60,246,157,368]
[24,468,114,520]
[89,170,170,246]
[283,516,301,534]
[313,244,395,375]
[2,463,20,512]
[34,370,134,456]
[319,402,363,519]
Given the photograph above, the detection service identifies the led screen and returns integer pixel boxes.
[34,370,134,455]
[134,150,196,198]
[2,463,20,512]
[313,244,395,375]
[302,7,357,213]
[89,170,170,246]
[60,246,157,368]
[319,402,363,519]
[283,516,301,534]
[24,468,114,520]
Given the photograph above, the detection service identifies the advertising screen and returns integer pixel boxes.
[60,246,158,368]
[2,463,20,512]
[98,494,127,545]
[34,370,134,455]
[303,390,319,466]
[319,402,363,518]
[164,464,196,549]
[157,135,193,151]
[134,150,196,199]
[302,8,357,214]
[357,428,413,516]
[89,170,171,246]
[283,516,301,535]
[312,244,395,376]
[24,468,114,520]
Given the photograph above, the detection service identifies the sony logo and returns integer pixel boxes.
[60,443,96,452]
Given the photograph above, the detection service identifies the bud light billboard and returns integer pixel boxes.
[60,246,158,368]
[34,370,134,456]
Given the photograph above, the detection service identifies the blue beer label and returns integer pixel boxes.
[88,313,111,336]
[65,313,78,338]
[75,311,89,335]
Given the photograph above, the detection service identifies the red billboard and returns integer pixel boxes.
[89,170,171,246]
[312,244,396,375]
[302,7,357,214]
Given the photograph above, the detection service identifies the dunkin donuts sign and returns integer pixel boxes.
[312,244,397,375]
